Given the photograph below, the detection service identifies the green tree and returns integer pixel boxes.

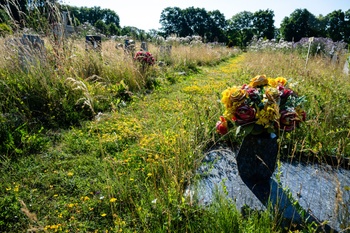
[121,26,146,40]
[159,7,227,42]
[108,22,119,36]
[159,7,189,37]
[103,9,119,26]
[184,7,210,38]
[147,29,159,38]
[345,10,350,43]
[280,9,319,42]
[206,10,227,42]
[325,10,347,42]
[61,5,120,28]
[207,10,228,42]
[227,11,254,48]
[314,14,327,38]
[94,19,107,34]
[253,9,275,39]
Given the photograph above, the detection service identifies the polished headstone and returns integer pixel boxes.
[186,146,350,232]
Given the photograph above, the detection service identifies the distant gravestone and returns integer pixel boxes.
[141,41,148,51]
[331,53,338,65]
[18,34,46,71]
[85,35,102,52]
[159,45,172,57]
[52,11,75,40]
[62,11,75,36]
[124,39,135,55]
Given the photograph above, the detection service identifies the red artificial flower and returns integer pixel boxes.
[234,104,256,125]
[279,110,301,131]
[216,116,228,135]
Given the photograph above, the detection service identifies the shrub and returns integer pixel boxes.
[0,23,12,37]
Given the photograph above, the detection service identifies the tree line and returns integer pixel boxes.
[160,7,350,47]
[1,1,349,47]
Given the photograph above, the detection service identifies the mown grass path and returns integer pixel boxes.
[1,54,250,232]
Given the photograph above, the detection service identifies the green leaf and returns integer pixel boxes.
[241,123,255,137]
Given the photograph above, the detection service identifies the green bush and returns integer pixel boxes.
[0,23,12,37]
[0,195,28,232]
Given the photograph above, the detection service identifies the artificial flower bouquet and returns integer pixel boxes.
[134,50,156,66]
[216,75,306,136]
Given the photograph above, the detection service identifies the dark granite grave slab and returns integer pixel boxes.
[185,146,350,232]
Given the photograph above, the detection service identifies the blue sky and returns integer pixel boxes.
[62,0,350,31]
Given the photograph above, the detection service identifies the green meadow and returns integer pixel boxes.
[0,36,349,232]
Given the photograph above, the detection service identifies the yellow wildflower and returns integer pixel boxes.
[81,196,90,201]
[67,172,74,176]
[110,198,117,203]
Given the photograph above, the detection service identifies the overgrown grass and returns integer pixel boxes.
[0,35,235,157]
[0,34,348,232]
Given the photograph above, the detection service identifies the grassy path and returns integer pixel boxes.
[1,55,264,232]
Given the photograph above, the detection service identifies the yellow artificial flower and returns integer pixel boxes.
[267,78,277,87]
[230,88,247,102]
[221,86,240,108]
[275,77,287,86]
[265,87,280,104]
[249,75,268,87]
[256,103,280,128]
